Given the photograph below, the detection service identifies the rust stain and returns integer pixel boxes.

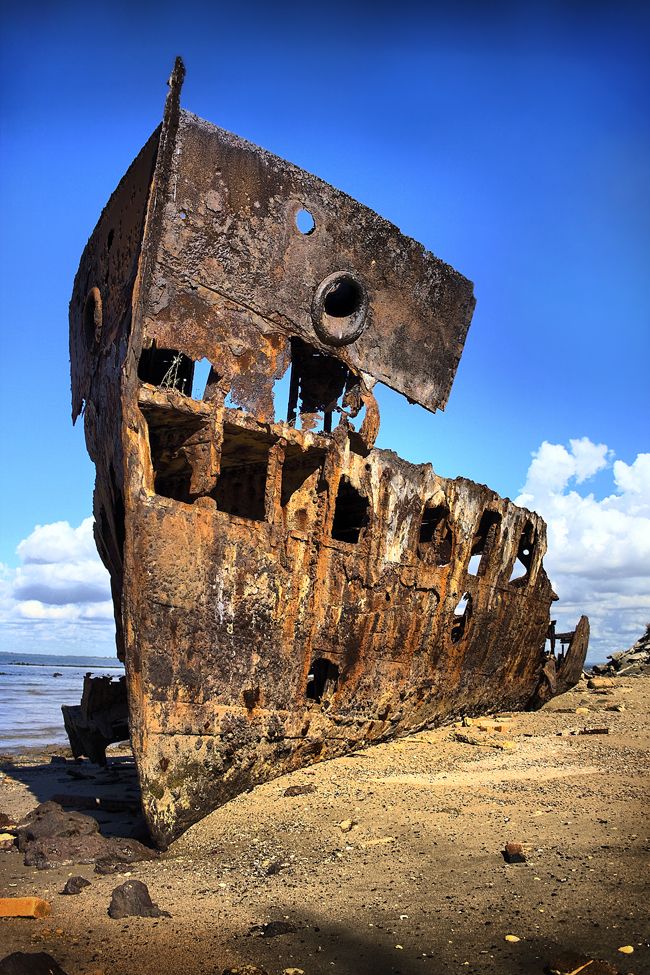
[68,58,589,848]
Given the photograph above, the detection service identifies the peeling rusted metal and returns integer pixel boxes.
[69,58,588,847]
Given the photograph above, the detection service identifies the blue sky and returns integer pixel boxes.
[1,1,648,661]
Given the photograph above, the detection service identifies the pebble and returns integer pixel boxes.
[338,819,356,832]
[504,934,521,942]
[618,945,634,954]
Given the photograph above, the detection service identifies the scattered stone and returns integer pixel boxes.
[283,970,305,975]
[453,731,516,750]
[0,813,15,830]
[504,934,520,942]
[575,707,590,714]
[250,920,297,938]
[222,968,269,975]
[338,819,356,832]
[108,880,170,919]
[503,842,526,864]
[0,833,16,851]
[587,677,617,689]
[16,802,98,856]
[0,952,69,975]
[606,704,625,712]
[590,624,650,677]
[61,876,91,895]
[283,784,316,797]
[545,951,621,974]
[23,833,154,870]
[0,897,52,919]
[577,727,610,736]
[260,858,284,876]
[617,946,634,954]
[13,802,154,870]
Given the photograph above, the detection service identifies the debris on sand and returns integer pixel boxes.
[108,879,170,919]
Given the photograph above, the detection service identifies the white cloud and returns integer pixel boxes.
[0,518,115,657]
[516,439,650,663]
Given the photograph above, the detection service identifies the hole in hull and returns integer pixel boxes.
[331,477,369,543]
[306,658,339,703]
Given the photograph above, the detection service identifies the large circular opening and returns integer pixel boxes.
[323,276,363,318]
[312,271,368,346]
[295,208,315,235]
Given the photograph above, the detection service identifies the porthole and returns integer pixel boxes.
[295,208,316,235]
[312,271,368,346]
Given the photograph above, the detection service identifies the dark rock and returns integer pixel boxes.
[283,784,316,797]
[250,919,297,937]
[108,879,170,919]
[16,802,99,851]
[49,756,67,765]
[503,841,526,864]
[0,953,69,975]
[52,673,63,678]
[61,876,91,895]
[0,813,15,829]
[23,831,154,870]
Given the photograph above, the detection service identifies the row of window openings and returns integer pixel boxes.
[146,413,534,585]
[304,586,474,705]
[137,342,365,436]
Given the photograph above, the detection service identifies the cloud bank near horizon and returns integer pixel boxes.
[0,518,115,656]
[516,438,650,661]
[1,438,648,662]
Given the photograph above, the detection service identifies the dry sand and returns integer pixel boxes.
[1,675,649,975]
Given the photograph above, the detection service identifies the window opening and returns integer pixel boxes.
[306,658,339,703]
[509,521,536,584]
[191,358,213,400]
[144,408,209,504]
[280,445,325,531]
[468,511,501,576]
[418,504,453,565]
[286,338,351,433]
[451,593,472,644]
[295,208,315,235]
[213,424,274,521]
[331,476,369,543]
[138,344,194,395]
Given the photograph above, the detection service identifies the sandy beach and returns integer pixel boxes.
[1,675,648,975]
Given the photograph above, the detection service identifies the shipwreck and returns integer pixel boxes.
[68,59,589,847]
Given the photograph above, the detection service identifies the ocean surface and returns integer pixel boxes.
[0,652,124,752]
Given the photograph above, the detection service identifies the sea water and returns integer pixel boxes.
[0,651,124,752]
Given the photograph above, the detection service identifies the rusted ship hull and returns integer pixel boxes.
[69,60,588,847]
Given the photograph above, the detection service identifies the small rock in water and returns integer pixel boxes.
[503,842,526,864]
[61,876,91,895]
[108,880,170,919]
[0,952,69,975]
